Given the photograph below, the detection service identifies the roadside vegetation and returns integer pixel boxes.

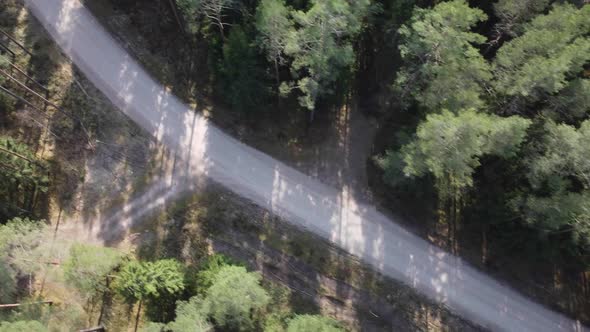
[0,0,589,330]
[0,217,344,331]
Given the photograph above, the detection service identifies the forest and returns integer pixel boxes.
[0,0,589,331]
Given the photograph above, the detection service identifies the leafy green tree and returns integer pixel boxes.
[493,0,550,37]
[397,109,531,199]
[220,26,267,113]
[193,254,236,294]
[205,265,269,331]
[256,0,293,99]
[0,320,47,332]
[381,109,530,246]
[0,137,49,219]
[518,191,590,245]
[283,0,371,120]
[64,244,123,301]
[176,0,197,14]
[493,4,590,105]
[0,218,46,303]
[395,0,491,111]
[116,259,185,303]
[544,78,590,121]
[286,315,343,332]
[528,120,590,190]
[175,0,200,34]
[0,260,15,304]
[115,259,185,332]
[0,55,15,114]
[515,120,590,252]
[166,296,212,332]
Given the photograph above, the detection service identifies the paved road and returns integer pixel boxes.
[24,1,587,331]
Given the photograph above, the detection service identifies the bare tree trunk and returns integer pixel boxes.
[0,28,32,56]
[453,194,461,253]
[582,272,589,300]
[274,58,281,107]
[444,196,452,250]
[167,0,185,34]
[482,223,488,265]
[0,301,53,308]
[134,300,143,332]
[10,179,18,206]
[0,146,45,166]
[26,184,37,212]
[97,276,110,326]
[453,194,458,253]
[216,19,225,40]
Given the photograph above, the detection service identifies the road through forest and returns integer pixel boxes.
[24,0,588,331]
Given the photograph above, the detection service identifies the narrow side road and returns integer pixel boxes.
[24,0,588,331]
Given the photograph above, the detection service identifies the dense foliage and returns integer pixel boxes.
[394,0,491,111]
[116,259,185,303]
[0,218,47,304]
[171,0,589,264]
[64,244,124,301]
[376,0,590,264]
[0,137,48,220]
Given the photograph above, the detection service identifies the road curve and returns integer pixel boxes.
[24,0,587,331]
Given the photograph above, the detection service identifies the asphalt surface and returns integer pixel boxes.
[24,0,588,330]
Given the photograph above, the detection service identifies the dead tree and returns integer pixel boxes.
[200,0,236,40]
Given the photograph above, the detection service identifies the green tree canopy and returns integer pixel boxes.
[0,136,49,219]
[256,0,293,97]
[283,0,371,116]
[518,191,590,245]
[517,120,590,248]
[166,296,212,332]
[528,120,590,190]
[64,243,124,300]
[193,254,236,294]
[394,109,531,199]
[116,259,185,332]
[0,260,15,304]
[286,315,343,332]
[493,4,590,103]
[493,0,550,37]
[256,0,292,68]
[154,261,268,331]
[115,259,185,303]
[205,265,269,331]
[544,78,590,121]
[0,55,14,114]
[0,218,46,303]
[395,0,491,111]
[220,26,266,113]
